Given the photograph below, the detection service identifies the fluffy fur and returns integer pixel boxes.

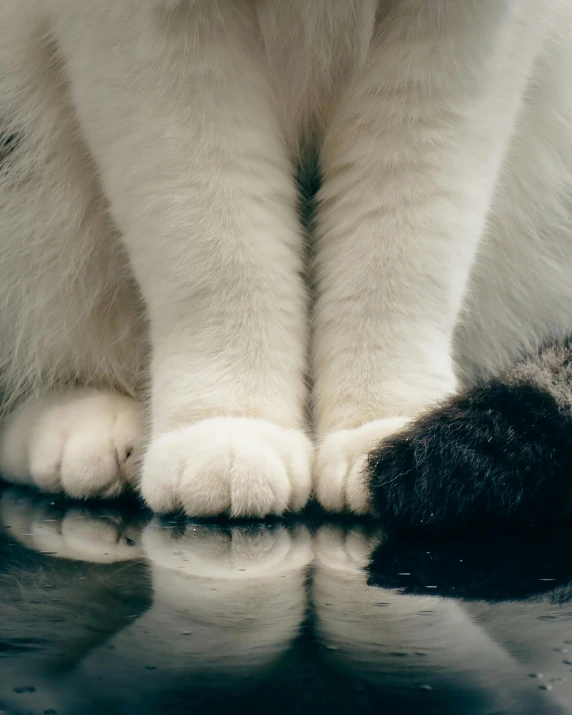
[368,338,572,532]
[1,1,572,521]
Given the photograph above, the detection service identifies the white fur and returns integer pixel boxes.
[0,388,141,498]
[142,417,312,517]
[315,417,410,514]
[1,0,572,515]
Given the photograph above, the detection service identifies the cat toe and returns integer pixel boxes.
[314,418,410,514]
[0,389,141,499]
[140,418,312,518]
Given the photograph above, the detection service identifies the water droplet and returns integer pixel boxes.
[13,686,36,694]
[144,666,156,671]
[563,660,572,666]
[528,673,544,679]
[180,632,193,636]
[554,648,569,653]
[539,684,552,691]
[398,572,411,576]
[420,684,432,691]
[425,585,438,589]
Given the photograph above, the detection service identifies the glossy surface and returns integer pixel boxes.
[1,485,571,714]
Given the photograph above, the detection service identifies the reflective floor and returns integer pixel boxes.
[1,486,572,714]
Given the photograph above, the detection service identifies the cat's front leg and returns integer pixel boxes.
[53,2,311,516]
[313,0,548,513]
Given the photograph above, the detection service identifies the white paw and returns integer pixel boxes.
[0,389,141,499]
[0,488,144,562]
[141,417,312,518]
[315,417,410,514]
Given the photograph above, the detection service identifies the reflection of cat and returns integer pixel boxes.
[3,492,572,715]
[312,525,572,715]
[0,489,311,714]
[2,2,572,526]
[0,491,151,715]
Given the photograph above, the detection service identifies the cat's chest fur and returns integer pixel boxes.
[256,0,378,150]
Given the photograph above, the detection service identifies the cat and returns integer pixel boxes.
[1,0,572,528]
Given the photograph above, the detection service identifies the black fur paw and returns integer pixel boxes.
[367,380,572,533]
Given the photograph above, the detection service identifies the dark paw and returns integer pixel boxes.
[366,380,572,533]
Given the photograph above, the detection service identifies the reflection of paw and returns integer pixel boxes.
[139,521,312,674]
[0,389,141,499]
[315,418,410,513]
[0,488,144,562]
[314,524,383,575]
[141,418,312,517]
[142,519,312,578]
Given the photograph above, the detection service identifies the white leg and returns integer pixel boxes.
[50,1,311,516]
[0,389,142,499]
[313,0,549,511]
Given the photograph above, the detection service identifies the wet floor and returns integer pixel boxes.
[1,485,571,715]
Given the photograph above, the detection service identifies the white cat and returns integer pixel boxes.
[1,0,572,518]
